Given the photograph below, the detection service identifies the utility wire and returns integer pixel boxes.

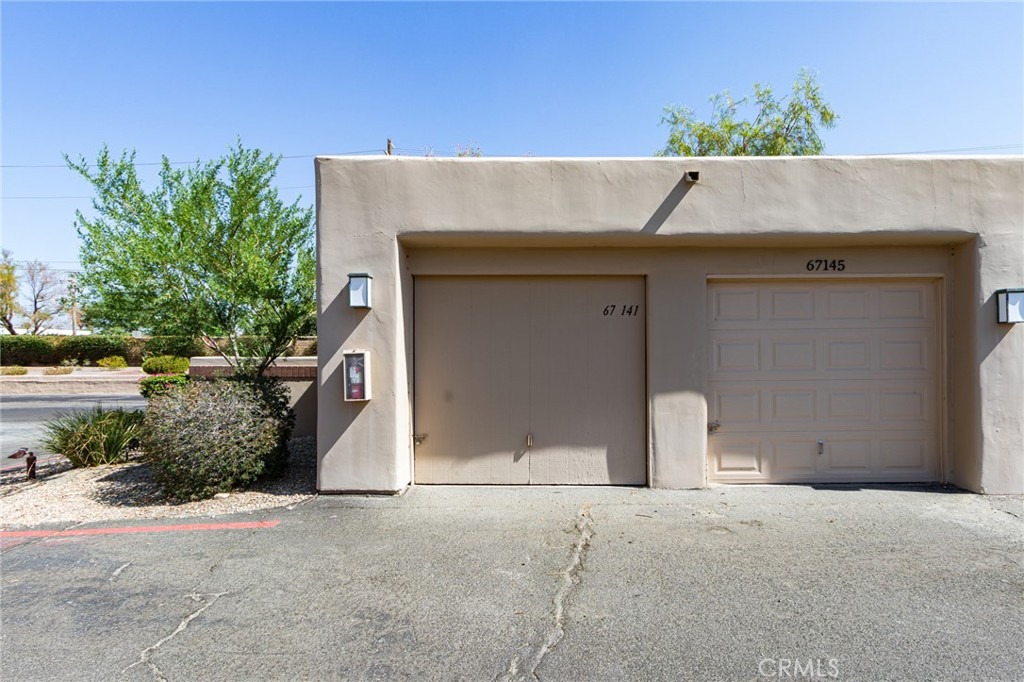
[5,144,1021,168]
[0,149,384,169]
[2,185,315,199]
[857,143,1022,155]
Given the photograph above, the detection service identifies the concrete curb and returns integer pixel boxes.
[0,377,144,396]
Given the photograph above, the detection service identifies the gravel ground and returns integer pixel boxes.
[0,436,317,527]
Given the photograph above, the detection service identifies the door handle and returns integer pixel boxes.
[817,440,824,456]
[708,420,721,434]
[527,433,533,448]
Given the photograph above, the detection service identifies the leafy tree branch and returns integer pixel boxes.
[659,69,838,157]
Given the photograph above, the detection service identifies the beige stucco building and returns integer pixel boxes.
[315,156,1023,495]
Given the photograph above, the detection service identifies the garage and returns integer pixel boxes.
[414,276,647,485]
[707,278,940,483]
[316,156,1022,495]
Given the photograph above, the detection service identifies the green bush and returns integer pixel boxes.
[144,336,206,360]
[142,355,190,375]
[0,335,58,365]
[41,406,145,467]
[139,373,189,398]
[141,378,294,500]
[0,365,28,376]
[55,335,129,363]
[98,355,128,369]
[44,367,74,375]
[123,337,146,366]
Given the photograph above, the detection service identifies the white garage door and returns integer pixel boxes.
[707,279,940,483]
[414,276,646,485]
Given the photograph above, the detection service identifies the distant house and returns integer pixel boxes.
[315,156,1023,495]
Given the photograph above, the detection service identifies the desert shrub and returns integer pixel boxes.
[0,365,28,376]
[144,336,206,360]
[0,335,58,365]
[142,378,294,500]
[44,367,74,375]
[139,373,189,398]
[142,355,190,375]
[55,335,128,363]
[304,339,317,356]
[41,406,144,467]
[98,355,128,369]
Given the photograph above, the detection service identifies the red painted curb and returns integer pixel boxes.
[0,520,280,538]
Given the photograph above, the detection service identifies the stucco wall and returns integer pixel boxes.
[316,156,1024,494]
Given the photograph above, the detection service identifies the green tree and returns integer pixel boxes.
[67,142,315,376]
[659,69,838,157]
[0,250,23,335]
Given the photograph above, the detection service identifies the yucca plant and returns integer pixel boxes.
[40,406,145,467]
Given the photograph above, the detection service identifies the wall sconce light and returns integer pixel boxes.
[996,288,1024,324]
[683,171,700,183]
[348,273,373,308]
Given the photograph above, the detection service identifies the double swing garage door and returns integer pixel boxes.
[707,279,941,483]
[414,276,646,485]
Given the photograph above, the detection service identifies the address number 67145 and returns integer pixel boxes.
[806,259,845,272]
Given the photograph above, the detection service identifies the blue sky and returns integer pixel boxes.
[3,2,1022,269]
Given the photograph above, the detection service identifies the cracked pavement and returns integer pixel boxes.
[1,485,1022,681]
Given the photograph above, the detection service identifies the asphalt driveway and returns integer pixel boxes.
[2,485,1022,681]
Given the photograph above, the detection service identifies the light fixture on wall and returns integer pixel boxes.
[348,273,373,308]
[996,288,1024,324]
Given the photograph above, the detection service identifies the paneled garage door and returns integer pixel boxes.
[414,276,646,485]
[707,279,940,483]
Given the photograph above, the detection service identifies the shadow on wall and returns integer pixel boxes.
[319,283,372,457]
[982,289,1017,362]
[291,380,317,438]
[641,180,692,234]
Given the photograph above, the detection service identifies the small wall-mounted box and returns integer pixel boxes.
[343,349,371,401]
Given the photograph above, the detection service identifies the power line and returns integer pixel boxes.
[391,144,1024,157]
[2,184,315,200]
[3,143,1020,182]
[0,149,384,169]
[858,143,1023,155]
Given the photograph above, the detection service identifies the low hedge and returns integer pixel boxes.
[56,336,129,363]
[144,336,208,359]
[0,335,317,366]
[0,335,58,365]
